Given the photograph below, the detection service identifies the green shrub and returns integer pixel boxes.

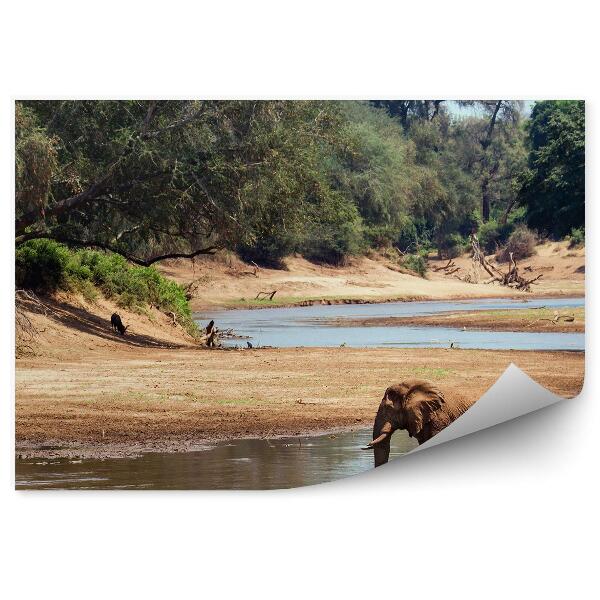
[301,221,363,265]
[236,231,295,269]
[439,233,469,259]
[402,253,427,277]
[395,217,431,253]
[478,219,513,255]
[363,225,396,249]
[495,225,538,262]
[568,227,585,249]
[15,238,71,291]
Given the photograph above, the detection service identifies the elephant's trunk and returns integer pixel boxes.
[370,402,393,468]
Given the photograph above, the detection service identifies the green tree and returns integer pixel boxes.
[518,100,585,237]
[15,100,349,266]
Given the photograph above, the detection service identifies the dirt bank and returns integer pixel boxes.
[16,291,197,360]
[157,241,584,311]
[325,306,585,333]
[16,345,584,459]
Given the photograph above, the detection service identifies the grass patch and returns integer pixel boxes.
[409,367,454,379]
[211,397,263,406]
[223,293,426,309]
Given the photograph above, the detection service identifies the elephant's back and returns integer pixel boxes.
[430,394,474,435]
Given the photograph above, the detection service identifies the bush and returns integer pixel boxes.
[495,225,538,262]
[395,217,431,254]
[236,231,295,269]
[16,238,71,291]
[301,220,363,265]
[568,227,585,249]
[363,225,396,249]
[438,233,469,259]
[402,253,427,277]
[15,240,197,336]
[478,219,514,255]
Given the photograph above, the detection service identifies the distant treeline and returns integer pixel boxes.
[15,99,584,268]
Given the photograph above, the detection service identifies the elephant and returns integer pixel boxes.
[364,378,471,467]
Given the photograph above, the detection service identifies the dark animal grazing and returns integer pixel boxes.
[364,379,471,467]
[110,312,129,335]
[246,341,253,348]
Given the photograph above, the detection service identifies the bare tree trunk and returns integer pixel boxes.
[482,100,503,150]
[500,198,518,225]
[481,176,491,222]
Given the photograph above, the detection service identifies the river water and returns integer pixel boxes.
[15,428,417,490]
[196,297,584,351]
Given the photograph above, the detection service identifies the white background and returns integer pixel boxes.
[1,2,597,598]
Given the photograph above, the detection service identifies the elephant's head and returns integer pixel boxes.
[364,379,446,467]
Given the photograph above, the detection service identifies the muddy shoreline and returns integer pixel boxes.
[320,306,585,333]
[15,423,365,460]
[192,290,585,312]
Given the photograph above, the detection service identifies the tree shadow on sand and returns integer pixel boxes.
[19,294,189,350]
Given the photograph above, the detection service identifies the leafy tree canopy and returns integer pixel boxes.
[518,100,585,237]
[15,99,584,270]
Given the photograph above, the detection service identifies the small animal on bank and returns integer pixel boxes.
[206,320,215,336]
[247,341,253,348]
[110,312,129,335]
[363,379,471,467]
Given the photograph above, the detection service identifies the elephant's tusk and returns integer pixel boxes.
[365,432,389,448]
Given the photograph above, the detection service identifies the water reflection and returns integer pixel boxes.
[15,428,418,490]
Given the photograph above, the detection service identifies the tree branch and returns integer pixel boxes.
[140,102,207,140]
[15,170,169,235]
[16,165,119,234]
[15,231,218,266]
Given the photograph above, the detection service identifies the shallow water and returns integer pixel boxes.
[15,428,417,490]
[196,297,584,351]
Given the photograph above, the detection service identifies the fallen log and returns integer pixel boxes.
[255,290,277,300]
[432,259,456,272]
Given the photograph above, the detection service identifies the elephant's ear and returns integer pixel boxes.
[403,383,445,438]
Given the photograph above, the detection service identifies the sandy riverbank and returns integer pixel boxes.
[157,241,584,311]
[324,306,585,333]
[16,345,584,459]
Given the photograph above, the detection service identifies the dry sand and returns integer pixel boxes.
[157,241,584,311]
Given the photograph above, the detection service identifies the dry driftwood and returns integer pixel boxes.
[466,234,543,291]
[255,290,277,300]
[432,259,456,272]
[15,290,50,356]
[526,312,576,328]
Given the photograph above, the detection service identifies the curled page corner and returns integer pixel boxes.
[410,363,564,454]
